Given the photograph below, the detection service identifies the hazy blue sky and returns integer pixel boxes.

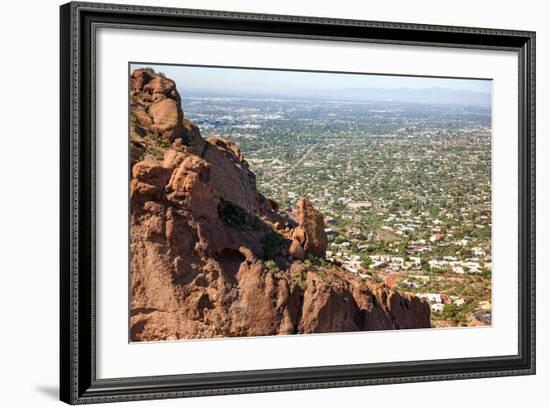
[131,63,491,95]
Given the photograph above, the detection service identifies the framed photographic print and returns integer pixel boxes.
[60,1,536,404]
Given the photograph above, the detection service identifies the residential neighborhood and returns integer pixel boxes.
[183,93,493,327]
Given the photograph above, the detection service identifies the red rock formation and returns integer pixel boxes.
[130,69,183,143]
[298,271,360,333]
[129,68,431,341]
[203,136,259,215]
[289,198,328,259]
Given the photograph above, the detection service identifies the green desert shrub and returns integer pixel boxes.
[264,259,281,273]
[219,201,261,231]
[261,232,284,261]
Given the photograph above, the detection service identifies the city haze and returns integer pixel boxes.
[131,63,492,107]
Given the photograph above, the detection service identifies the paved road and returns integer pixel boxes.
[293,144,318,168]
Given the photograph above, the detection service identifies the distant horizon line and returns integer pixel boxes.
[177,86,492,107]
[179,85,491,95]
[131,62,492,82]
[130,63,492,98]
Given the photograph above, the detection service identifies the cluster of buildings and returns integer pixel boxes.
[416,293,473,313]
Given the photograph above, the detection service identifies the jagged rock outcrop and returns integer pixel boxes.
[131,69,183,143]
[203,136,259,215]
[129,68,431,341]
[289,198,328,259]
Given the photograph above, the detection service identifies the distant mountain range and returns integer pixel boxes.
[181,86,492,107]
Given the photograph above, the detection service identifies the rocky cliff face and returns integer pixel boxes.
[129,68,431,341]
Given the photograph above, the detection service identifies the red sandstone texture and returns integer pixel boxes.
[129,68,431,341]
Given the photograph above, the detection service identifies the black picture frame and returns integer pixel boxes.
[60,1,536,404]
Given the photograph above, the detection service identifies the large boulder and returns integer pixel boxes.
[130,68,185,144]
[298,272,360,333]
[165,155,219,220]
[130,157,172,202]
[149,98,181,134]
[288,198,328,259]
[202,137,260,215]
